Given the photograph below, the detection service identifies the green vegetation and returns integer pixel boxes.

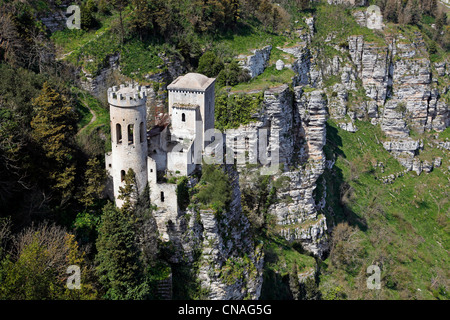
[318,120,449,299]
[176,176,190,211]
[438,127,450,141]
[261,235,317,299]
[74,88,111,156]
[215,91,264,130]
[312,3,386,47]
[197,51,225,78]
[95,202,146,299]
[192,164,232,212]
[0,222,98,300]
[231,65,295,92]
[74,88,110,136]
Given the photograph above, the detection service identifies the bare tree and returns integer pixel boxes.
[0,10,23,67]
[11,222,71,279]
[0,217,12,251]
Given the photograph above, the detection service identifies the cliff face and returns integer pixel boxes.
[346,34,448,173]
[229,84,329,258]
[151,170,263,300]
[237,45,273,79]
[308,29,449,176]
[194,166,264,300]
[269,87,329,256]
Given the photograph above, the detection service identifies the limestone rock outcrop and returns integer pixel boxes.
[323,31,448,172]
[195,166,264,300]
[230,84,329,258]
[237,45,272,79]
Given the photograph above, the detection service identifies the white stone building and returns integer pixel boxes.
[105,73,216,215]
[105,84,148,208]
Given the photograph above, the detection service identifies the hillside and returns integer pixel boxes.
[0,0,448,301]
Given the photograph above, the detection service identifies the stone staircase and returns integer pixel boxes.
[156,273,173,300]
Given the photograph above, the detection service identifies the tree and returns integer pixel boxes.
[0,9,23,67]
[80,157,106,208]
[117,168,138,215]
[258,0,273,31]
[0,218,11,258]
[31,83,76,163]
[130,0,155,39]
[216,60,250,87]
[241,0,261,17]
[400,0,421,25]
[81,0,98,31]
[222,0,241,27]
[272,6,281,33]
[31,82,77,203]
[0,223,98,300]
[133,184,159,269]
[111,0,130,44]
[409,0,421,25]
[329,222,364,274]
[434,10,447,43]
[193,0,226,33]
[95,202,147,299]
[383,0,399,23]
[296,0,310,11]
[176,176,190,211]
[422,0,438,17]
[289,263,300,300]
[299,277,321,300]
[195,164,231,212]
[197,51,224,77]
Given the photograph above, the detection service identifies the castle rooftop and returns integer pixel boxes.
[167,73,215,92]
[108,83,147,107]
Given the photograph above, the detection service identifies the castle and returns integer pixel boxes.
[105,73,216,211]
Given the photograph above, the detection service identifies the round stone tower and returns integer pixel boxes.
[108,83,148,208]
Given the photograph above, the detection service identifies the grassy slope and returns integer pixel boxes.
[260,235,317,299]
[51,11,164,80]
[318,120,449,300]
[310,2,449,300]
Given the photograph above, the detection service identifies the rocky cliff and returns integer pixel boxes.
[227,84,329,258]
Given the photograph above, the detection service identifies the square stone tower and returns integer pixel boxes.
[167,73,216,148]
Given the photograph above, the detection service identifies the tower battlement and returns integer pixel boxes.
[108,83,147,107]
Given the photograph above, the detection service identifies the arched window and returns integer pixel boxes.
[182,113,186,122]
[128,124,134,145]
[140,122,144,143]
[121,170,125,182]
[116,123,122,144]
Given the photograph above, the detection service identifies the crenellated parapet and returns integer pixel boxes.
[107,83,147,107]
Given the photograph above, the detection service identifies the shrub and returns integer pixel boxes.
[216,60,250,87]
[176,176,190,211]
[215,91,264,130]
[194,164,231,212]
[197,51,224,77]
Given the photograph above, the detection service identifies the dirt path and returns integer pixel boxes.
[77,102,97,137]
